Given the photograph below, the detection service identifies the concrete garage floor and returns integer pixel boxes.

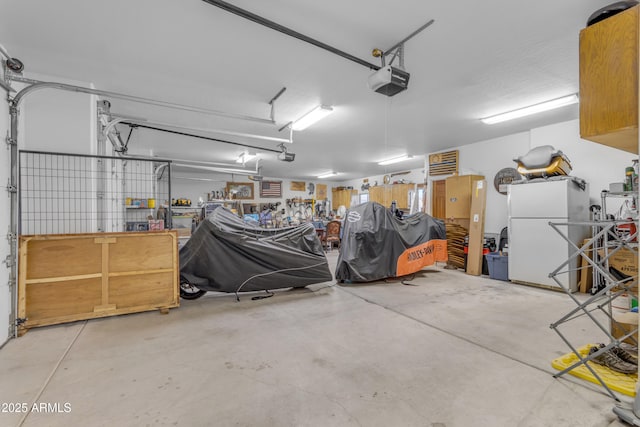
[0,251,635,427]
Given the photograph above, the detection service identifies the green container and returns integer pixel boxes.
[625,167,634,191]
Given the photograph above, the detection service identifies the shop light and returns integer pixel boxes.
[317,172,338,179]
[480,94,579,125]
[292,105,334,131]
[377,155,412,166]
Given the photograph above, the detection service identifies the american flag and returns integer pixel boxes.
[261,181,282,198]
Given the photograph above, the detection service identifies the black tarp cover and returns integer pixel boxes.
[180,207,333,293]
[335,202,447,282]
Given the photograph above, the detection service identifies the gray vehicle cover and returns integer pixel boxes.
[179,207,333,293]
[335,202,447,282]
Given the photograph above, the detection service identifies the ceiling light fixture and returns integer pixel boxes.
[317,172,338,179]
[236,151,256,164]
[480,94,579,125]
[292,105,334,131]
[378,155,413,166]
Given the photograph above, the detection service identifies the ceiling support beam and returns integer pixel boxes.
[202,0,380,71]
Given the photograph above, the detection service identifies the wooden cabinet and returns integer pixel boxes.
[445,175,484,219]
[368,186,389,207]
[332,188,357,209]
[392,184,414,210]
[368,183,414,210]
[579,5,638,153]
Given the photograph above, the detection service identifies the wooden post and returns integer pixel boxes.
[17,238,29,335]
[466,180,487,276]
[94,237,117,312]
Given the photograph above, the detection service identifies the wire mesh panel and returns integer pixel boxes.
[19,150,171,235]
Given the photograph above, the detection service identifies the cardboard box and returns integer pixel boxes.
[611,318,638,345]
[598,246,638,293]
[175,228,191,237]
[579,239,593,293]
[600,246,638,277]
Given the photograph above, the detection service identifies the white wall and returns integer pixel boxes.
[339,169,426,191]
[0,69,11,345]
[530,120,636,207]
[20,73,96,154]
[15,74,101,234]
[171,170,333,217]
[337,132,531,234]
[335,119,636,235]
[452,120,635,233]
[440,131,531,235]
[5,75,99,342]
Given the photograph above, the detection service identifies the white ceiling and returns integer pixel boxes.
[0,0,613,180]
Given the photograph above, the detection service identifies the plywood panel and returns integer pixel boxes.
[18,230,179,334]
[110,234,174,272]
[26,278,102,320]
[466,180,487,276]
[25,238,102,279]
[445,175,484,219]
[110,273,177,308]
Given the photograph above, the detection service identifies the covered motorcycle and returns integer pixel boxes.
[336,202,447,282]
[179,207,333,299]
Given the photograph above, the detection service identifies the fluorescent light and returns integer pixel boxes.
[292,105,334,131]
[480,94,579,125]
[378,155,413,166]
[236,152,256,163]
[317,172,338,179]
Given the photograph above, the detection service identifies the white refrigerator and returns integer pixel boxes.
[508,178,590,292]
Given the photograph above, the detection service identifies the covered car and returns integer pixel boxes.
[180,207,333,296]
[336,202,447,282]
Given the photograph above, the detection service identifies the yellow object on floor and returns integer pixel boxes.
[551,344,638,397]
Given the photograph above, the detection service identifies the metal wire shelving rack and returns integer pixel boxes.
[549,190,638,401]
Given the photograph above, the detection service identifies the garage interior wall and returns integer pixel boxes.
[16,74,105,236]
[11,78,636,237]
[339,118,636,235]
[18,74,97,155]
[0,67,11,346]
[171,173,333,209]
